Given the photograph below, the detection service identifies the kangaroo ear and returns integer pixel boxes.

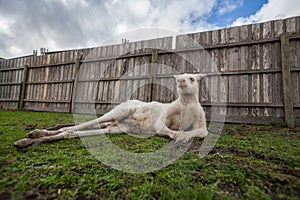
[195,73,207,80]
[173,75,180,79]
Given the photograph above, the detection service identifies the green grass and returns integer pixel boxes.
[0,109,299,199]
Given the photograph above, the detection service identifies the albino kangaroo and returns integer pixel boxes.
[13,73,208,147]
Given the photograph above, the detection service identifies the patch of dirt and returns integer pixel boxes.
[228,147,249,157]
[222,124,285,135]
[281,165,300,178]
[208,146,227,155]
[16,190,59,200]
[0,157,17,165]
[188,142,202,153]
[263,174,300,199]
[200,145,289,167]
[218,181,242,198]
[25,190,40,199]
[269,176,291,185]
[248,150,287,165]
[0,191,11,200]
[223,125,252,136]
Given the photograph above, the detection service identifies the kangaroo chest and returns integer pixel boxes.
[166,104,200,131]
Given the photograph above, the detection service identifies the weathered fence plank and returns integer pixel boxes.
[280,32,295,128]
[0,16,300,125]
[19,65,28,109]
[70,54,82,113]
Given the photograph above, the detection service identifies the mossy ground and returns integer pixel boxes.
[0,109,299,199]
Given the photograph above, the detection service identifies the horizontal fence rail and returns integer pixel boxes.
[0,16,300,126]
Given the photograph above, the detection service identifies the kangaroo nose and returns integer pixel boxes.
[177,79,185,83]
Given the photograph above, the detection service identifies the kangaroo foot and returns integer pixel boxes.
[26,129,59,138]
[13,138,42,148]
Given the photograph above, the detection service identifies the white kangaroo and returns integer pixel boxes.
[13,73,208,147]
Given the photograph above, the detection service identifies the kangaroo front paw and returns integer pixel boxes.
[197,129,208,138]
[174,132,192,145]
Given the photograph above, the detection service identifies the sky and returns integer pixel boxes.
[0,0,299,59]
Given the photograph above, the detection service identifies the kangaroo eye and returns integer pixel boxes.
[189,77,195,82]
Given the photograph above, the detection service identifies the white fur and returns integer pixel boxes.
[14,73,208,147]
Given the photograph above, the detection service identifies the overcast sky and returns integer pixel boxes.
[0,0,299,58]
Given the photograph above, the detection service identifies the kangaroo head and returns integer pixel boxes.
[174,73,206,95]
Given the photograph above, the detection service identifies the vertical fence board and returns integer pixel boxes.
[281,32,295,128]
[0,16,299,125]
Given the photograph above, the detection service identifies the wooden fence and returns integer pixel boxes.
[0,16,300,126]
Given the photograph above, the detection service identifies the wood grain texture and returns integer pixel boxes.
[0,17,299,125]
[281,32,295,128]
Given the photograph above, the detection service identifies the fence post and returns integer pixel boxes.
[150,49,158,101]
[70,53,83,113]
[19,64,29,110]
[280,32,295,128]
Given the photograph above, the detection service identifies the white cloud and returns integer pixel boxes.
[232,0,300,26]
[217,0,243,16]
[104,0,217,33]
[2,0,298,59]
[100,0,219,46]
[0,18,15,35]
[0,0,220,58]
